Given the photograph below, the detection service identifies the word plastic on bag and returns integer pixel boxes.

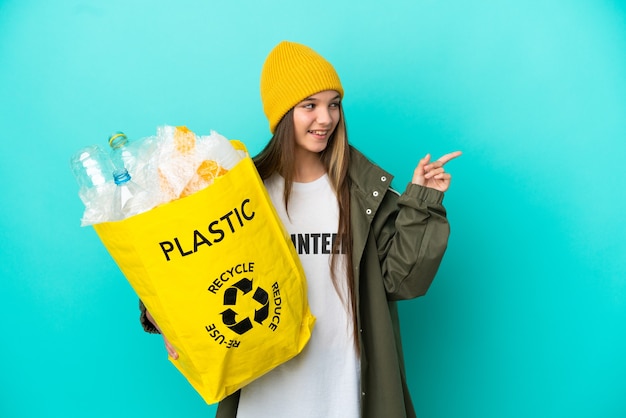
[158,198,255,261]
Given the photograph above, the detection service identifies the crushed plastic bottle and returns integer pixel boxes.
[70,145,116,225]
[109,131,140,174]
[111,168,150,221]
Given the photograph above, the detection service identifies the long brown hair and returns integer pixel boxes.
[254,107,359,351]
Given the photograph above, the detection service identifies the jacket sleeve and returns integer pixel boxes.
[372,182,450,301]
[139,300,160,334]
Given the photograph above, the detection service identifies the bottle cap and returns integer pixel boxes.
[108,132,128,149]
[113,168,132,185]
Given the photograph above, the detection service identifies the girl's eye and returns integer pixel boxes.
[300,101,340,110]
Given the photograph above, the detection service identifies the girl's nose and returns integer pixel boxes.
[315,107,333,125]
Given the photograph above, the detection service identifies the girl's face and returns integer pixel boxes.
[292,90,341,156]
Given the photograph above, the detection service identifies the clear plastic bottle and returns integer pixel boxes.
[108,131,138,174]
[70,145,116,224]
[70,145,114,201]
[112,168,149,220]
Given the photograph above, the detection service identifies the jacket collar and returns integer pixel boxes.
[348,146,394,200]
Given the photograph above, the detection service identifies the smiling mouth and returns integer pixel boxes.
[308,130,328,136]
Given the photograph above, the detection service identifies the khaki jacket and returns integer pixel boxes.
[215,146,450,418]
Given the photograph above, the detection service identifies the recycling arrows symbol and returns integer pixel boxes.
[220,278,269,335]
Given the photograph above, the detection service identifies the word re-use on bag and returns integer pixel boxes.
[93,141,316,404]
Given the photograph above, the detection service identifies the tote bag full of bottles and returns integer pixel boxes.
[92,141,315,404]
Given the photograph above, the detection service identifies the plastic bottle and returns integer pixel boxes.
[108,131,137,173]
[70,145,117,225]
[70,145,115,204]
[112,168,149,220]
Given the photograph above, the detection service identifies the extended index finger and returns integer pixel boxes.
[437,151,463,165]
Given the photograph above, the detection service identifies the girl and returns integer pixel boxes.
[143,41,461,418]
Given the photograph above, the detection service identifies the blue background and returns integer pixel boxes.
[1,1,625,417]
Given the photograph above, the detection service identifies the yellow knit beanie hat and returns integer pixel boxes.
[260,41,344,133]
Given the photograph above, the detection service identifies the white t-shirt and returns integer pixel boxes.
[236,173,360,418]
